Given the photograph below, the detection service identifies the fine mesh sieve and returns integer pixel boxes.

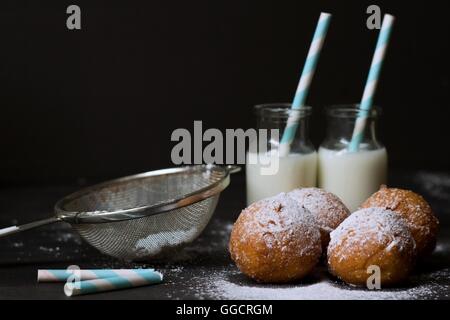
[0,165,240,260]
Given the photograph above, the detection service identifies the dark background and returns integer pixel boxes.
[1,0,449,185]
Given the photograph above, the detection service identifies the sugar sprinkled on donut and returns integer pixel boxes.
[327,207,417,286]
[229,193,322,283]
[361,186,439,257]
[289,188,350,249]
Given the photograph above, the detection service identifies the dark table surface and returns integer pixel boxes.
[1,170,449,300]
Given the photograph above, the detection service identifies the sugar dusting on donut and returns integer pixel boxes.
[328,207,416,262]
[361,186,439,257]
[361,187,438,241]
[289,188,350,232]
[237,193,321,256]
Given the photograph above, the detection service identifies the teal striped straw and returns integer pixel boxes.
[38,268,155,282]
[348,14,395,152]
[279,12,332,156]
[64,270,163,296]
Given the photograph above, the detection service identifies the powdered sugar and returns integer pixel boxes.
[328,207,415,260]
[134,228,198,257]
[231,193,321,259]
[361,187,439,254]
[198,267,449,300]
[289,187,350,232]
[243,193,319,234]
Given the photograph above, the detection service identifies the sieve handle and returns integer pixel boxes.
[0,217,60,238]
[225,165,241,174]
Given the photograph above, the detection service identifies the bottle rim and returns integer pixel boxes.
[325,104,381,118]
[254,103,313,119]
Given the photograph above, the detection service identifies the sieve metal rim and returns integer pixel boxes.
[54,165,238,224]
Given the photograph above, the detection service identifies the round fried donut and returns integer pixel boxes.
[361,186,439,257]
[327,207,417,286]
[229,193,322,283]
[289,188,350,249]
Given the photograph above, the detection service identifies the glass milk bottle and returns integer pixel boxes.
[318,104,388,212]
[246,103,317,205]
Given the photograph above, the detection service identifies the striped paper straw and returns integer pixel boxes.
[279,12,332,156]
[64,270,163,297]
[38,269,155,282]
[348,14,395,152]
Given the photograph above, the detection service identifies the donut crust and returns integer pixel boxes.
[361,186,439,257]
[229,194,322,283]
[327,208,417,287]
[289,188,350,249]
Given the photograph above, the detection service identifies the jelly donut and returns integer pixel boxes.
[229,193,322,283]
[327,207,417,286]
[289,187,350,249]
[361,186,439,257]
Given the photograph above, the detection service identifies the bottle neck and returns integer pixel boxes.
[255,104,315,154]
[258,115,311,139]
[321,105,383,151]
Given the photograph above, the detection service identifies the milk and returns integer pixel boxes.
[246,151,317,205]
[318,147,387,212]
